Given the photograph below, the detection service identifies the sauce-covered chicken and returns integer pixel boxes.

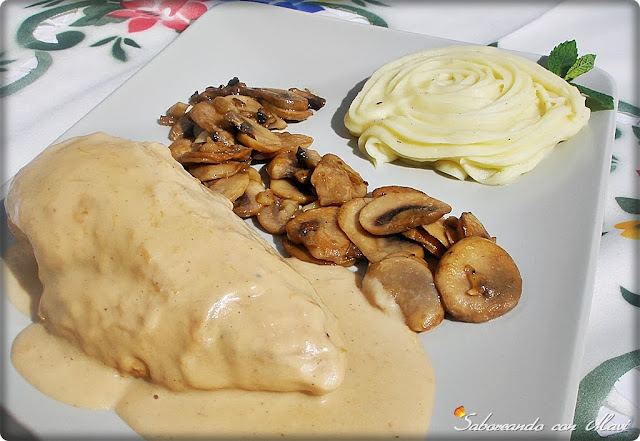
[4,132,346,395]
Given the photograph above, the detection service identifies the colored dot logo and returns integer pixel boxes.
[454,406,466,418]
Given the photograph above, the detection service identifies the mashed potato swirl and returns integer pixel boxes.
[344,45,590,185]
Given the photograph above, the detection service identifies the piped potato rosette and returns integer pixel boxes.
[344,45,590,185]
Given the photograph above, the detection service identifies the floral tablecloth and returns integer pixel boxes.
[1,0,638,439]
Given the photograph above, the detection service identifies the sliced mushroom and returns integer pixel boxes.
[189,101,228,133]
[206,171,250,202]
[362,251,444,332]
[261,100,314,122]
[189,77,246,103]
[285,206,362,265]
[293,169,312,184]
[202,126,237,148]
[239,86,310,112]
[233,179,266,218]
[214,95,287,130]
[442,216,460,245]
[358,192,451,236]
[338,198,424,263]
[371,186,426,197]
[435,236,522,323]
[169,115,194,141]
[301,200,322,212]
[270,179,317,205]
[158,115,176,127]
[422,217,454,248]
[168,138,194,160]
[257,108,288,131]
[403,226,448,258]
[457,212,492,240]
[265,147,320,180]
[166,101,190,119]
[282,237,357,267]
[276,132,314,150]
[188,161,248,182]
[256,195,299,235]
[246,166,263,184]
[288,88,326,110]
[256,188,276,206]
[224,111,283,153]
[310,154,368,206]
[296,146,322,169]
[177,144,252,164]
[266,149,305,180]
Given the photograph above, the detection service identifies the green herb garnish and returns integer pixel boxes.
[545,40,614,111]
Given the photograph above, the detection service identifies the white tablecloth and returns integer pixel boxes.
[2,0,638,439]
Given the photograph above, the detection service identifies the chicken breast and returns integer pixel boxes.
[4,132,346,395]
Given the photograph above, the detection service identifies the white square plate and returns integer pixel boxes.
[2,2,616,439]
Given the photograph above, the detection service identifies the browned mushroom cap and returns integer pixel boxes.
[362,251,444,332]
[233,179,266,218]
[288,88,326,111]
[310,154,368,206]
[403,227,447,258]
[359,192,451,236]
[457,212,492,240]
[371,186,426,197]
[256,194,299,235]
[270,179,317,205]
[206,171,250,202]
[282,237,357,267]
[338,198,424,263]
[286,206,362,265]
[188,160,249,182]
[435,236,522,323]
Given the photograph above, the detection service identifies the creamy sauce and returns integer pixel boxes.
[344,45,590,185]
[4,133,434,439]
[6,248,434,439]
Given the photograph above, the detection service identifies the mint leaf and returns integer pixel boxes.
[573,84,615,111]
[547,40,578,77]
[543,40,615,112]
[565,54,596,81]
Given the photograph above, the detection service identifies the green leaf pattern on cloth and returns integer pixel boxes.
[620,287,640,308]
[2,0,387,96]
[571,351,640,441]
